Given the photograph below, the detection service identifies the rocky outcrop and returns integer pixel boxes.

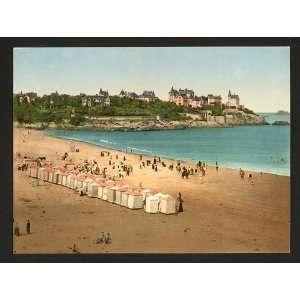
[14,112,266,131]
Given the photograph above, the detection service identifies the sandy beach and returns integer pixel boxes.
[13,127,290,253]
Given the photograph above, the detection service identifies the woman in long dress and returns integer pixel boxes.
[176,192,184,213]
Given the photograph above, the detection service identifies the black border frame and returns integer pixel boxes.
[0,37,299,263]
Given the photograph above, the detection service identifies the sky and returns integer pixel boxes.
[13,47,290,112]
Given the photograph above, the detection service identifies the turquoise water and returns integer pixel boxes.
[46,113,290,176]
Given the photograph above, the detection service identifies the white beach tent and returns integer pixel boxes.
[115,186,127,205]
[159,194,177,214]
[30,166,38,178]
[26,166,31,176]
[141,189,152,202]
[75,175,85,190]
[43,168,50,181]
[145,195,160,213]
[121,190,131,207]
[102,185,112,201]
[37,167,45,180]
[64,172,73,188]
[48,169,54,183]
[107,186,119,203]
[97,183,106,200]
[70,175,77,189]
[127,191,144,209]
[88,183,99,198]
[53,170,61,184]
[82,178,93,194]
[57,171,64,185]
[62,172,68,187]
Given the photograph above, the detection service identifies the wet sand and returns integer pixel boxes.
[13,127,290,253]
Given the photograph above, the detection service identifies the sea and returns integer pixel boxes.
[45,113,290,176]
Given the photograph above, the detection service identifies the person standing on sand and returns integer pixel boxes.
[26,219,31,234]
[176,193,184,213]
[14,223,20,236]
[216,161,219,172]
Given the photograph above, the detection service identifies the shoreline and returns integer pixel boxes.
[44,129,290,178]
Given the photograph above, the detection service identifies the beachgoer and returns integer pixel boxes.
[26,219,31,234]
[105,232,112,244]
[72,243,79,253]
[14,223,20,236]
[176,193,184,213]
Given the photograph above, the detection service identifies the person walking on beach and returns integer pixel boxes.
[26,219,31,234]
[14,223,20,237]
[176,192,184,214]
[216,161,219,172]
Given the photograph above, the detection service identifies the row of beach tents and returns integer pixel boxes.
[25,164,177,214]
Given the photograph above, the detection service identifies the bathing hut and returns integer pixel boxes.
[26,166,31,176]
[53,170,61,184]
[82,178,94,194]
[97,183,106,200]
[62,172,69,186]
[121,190,131,207]
[70,175,77,189]
[30,166,38,178]
[115,186,128,205]
[75,175,85,190]
[159,194,177,214]
[127,191,144,209]
[48,169,54,183]
[58,172,63,185]
[141,189,152,202]
[88,183,99,198]
[107,186,119,203]
[37,167,45,180]
[43,168,50,181]
[145,195,160,213]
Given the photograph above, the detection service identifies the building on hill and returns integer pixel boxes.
[119,90,139,100]
[226,90,240,108]
[169,86,195,107]
[169,86,215,108]
[82,89,110,107]
[207,94,222,106]
[16,91,37,103]
[138,90,158,102]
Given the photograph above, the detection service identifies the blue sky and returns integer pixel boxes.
[14,47,290,112]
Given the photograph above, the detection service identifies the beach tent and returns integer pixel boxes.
[88,183,99,198]
[121,190,131,207]
[145,195,160,213]
[107,186,119,203]
[115,186,128,205]
[97,183,106,200]
[82,178,94,193]
[37,167,45,180]
[48,169,54,183]
[102,184,113,201]
[127,191,144,209]
[159,194,177,214]
[70,175,77,189]
[26,166,31,176]
[57,172,63,185]
[53,171,61,184]
[43,168,50,181]
[62,172,69,187]
[75,175,85,190]
[141,189,152,202]
[30,166,38,178]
